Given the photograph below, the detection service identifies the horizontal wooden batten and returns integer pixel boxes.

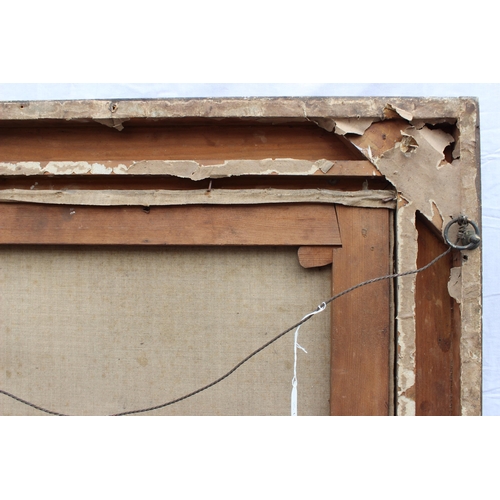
[330,206,392,415]
[0,203,342,246]
[0,188,397,209]
[0,159,379,178]
[0,121,363,163]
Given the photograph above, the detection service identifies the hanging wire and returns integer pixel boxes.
[0,247,452,417]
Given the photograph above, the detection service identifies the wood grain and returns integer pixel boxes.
[415,215,461,415]
[0,121,363,162]
[298,246,334,268]
[0,203,341,246]
[330,206,392,415]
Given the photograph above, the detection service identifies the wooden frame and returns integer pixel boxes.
[0,97,481,415]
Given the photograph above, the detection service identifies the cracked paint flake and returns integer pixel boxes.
[43,162,93,175]
[93,118,128,131]
[448,267,462,304]
[310,117,336,132]
[0,162,42,175]
[385,103,414,121]
[334,118,376,136]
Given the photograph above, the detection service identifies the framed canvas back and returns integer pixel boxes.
[0,97,481,415]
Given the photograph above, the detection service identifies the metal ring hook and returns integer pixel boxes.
[443,216,481,251]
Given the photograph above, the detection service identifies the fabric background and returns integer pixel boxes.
[0,246,331,416]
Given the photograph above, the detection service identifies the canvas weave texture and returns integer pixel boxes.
[1,246,331,416]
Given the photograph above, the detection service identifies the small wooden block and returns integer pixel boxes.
[297,246,334,268]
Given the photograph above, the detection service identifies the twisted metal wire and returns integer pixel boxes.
[0,389,66,416]
[0,247,452,417]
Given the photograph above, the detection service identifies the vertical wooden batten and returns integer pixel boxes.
[415,215,461,415]
[330,206,392,415]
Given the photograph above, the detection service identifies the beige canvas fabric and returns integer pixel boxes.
[1,246,331,416]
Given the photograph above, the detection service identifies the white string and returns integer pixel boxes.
[291,302,327,416]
